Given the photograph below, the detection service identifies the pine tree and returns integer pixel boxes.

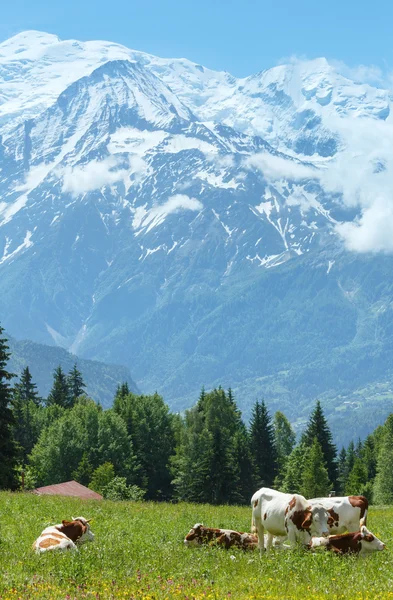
[346,457,368,496]
[14,366,41,406]
[281,444,305,494]
[232,425,256,503]
[0,325,17,489]
[373,414,393,505]
[46,366,71,408]
[301,400,337,486]
[300,438,331,499]
[273,411,296,486]
[345,441,356,480]
[115,382,130,402]
[12,367,42,463]
[172,388,246,504]
[337,447,348,495]
[249,400,278,487]
[67,364,86,406]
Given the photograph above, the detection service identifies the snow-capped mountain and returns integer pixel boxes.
[1,31,393,443]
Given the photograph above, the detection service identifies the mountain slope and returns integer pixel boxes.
[1,31,393,445]
[7,334,139,407]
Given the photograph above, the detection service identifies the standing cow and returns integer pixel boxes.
[308,495,368,534]
[251,487,331,553]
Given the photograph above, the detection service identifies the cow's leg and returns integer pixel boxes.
[266,532,274,552]
[254,518,265,554]
[287,526,297,548]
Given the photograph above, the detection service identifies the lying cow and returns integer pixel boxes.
[310,525,386,555]
[309,495,368,534]
[184,524,259,550]
[33,516,94,553]
[251,487,331,552]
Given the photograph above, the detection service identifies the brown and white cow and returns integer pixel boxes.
[184,524,260,550]
[184,523,287,550]
[308,495,368,534]
[251,488,331,553]
[33,516,94,553]
[310,525,386,555]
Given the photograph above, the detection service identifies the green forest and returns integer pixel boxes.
[1,323,393,504]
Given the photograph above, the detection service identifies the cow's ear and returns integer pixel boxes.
[302,511,313,529]
[62,520,73,527]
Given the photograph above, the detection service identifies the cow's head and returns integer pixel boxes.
[184,523,203,546]
[61,517,94,544]
[359,525,386,552]
[307,504,330,537]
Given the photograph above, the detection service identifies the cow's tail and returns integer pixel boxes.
[360,496,369,527]
[359,509,368,528]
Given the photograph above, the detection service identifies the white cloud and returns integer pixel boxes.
[60,155,148,196]
[331,60,385,86]
[316,117,393,253]
[133,194,203,231]
[61,157,126,195]
[245,152,316,181]
[336,198,393,253]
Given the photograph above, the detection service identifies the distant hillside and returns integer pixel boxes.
[6,335,139,407]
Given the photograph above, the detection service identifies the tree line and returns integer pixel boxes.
[1,324,393,504]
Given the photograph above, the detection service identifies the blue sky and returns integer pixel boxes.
[1,0,392,77]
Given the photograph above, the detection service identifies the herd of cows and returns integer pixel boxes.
[184,488,386,556]
[32,488,386,556]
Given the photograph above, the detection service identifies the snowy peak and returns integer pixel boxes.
[0,30,61,56]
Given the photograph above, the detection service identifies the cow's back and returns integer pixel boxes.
[309,496,368,533]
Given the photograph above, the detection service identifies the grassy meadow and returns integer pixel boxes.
[0,492,392,600]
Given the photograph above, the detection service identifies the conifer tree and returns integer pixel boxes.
[346,457,368,496]
[373,414,393,505]
[46,366,71,408]
[115,382,130,402]
[337,447,348,495]
[249,400,277,487]
[12,367,42,463]
[67,364,86,406]
[281,443,305,494]
[0,325,17,489]
[300,438,331,498]
[273,411,296,486]
[14,366,41,406]
[301,400,337,486]
[172,388,246,504]
[232,424,256,503]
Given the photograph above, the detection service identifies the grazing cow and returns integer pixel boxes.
[184,524,285,550]
[308,495,368,534]
[33,516,94,553]
[251,487,331,552]
[310,525,386,555]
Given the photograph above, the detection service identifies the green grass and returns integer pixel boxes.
[0,492,392,599]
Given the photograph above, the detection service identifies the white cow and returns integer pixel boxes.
[33,516,94,553]
[308,495,368,534]
[251,487,331,552]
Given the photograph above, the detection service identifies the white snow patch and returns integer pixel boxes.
[327,260,335,273]
[0,230,33,264]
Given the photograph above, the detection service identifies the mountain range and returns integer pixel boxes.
[1,31,393,445]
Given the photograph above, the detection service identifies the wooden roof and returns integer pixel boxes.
[32,480,102,500]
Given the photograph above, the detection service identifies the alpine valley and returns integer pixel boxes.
[1,31,393,445]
